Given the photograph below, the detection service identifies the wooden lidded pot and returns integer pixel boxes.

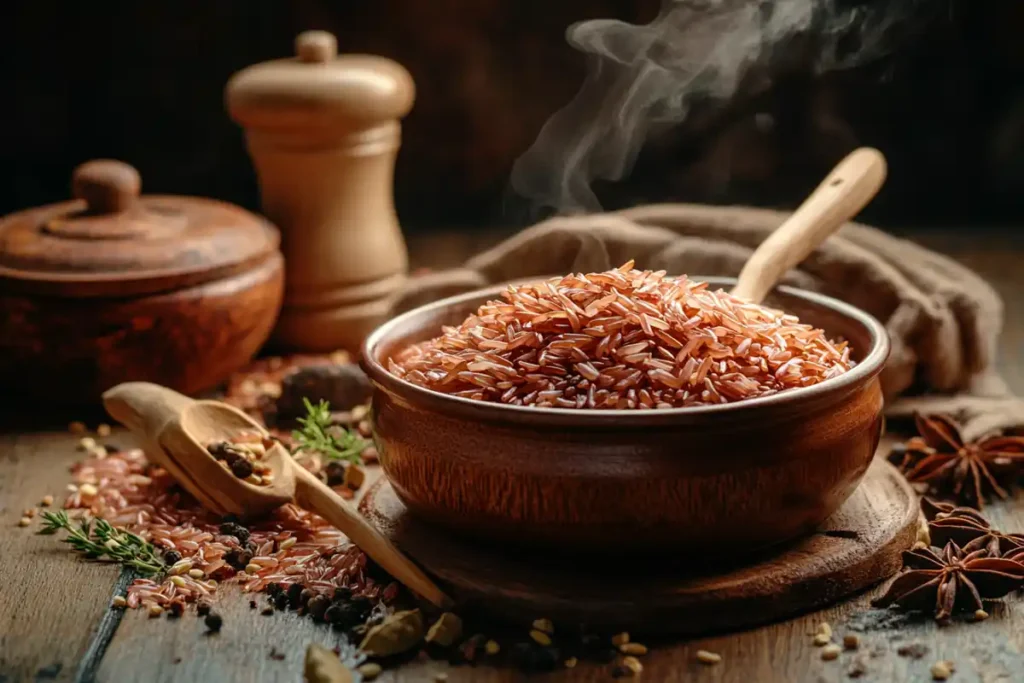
[226,30,414,352]
[0,159,284,405]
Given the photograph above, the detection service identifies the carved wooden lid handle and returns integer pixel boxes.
[296,30,337,63]
[72,160,141,215]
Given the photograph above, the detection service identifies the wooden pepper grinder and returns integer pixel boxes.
[226,31,414,352]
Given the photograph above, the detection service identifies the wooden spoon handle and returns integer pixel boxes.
[731,147,887,303]
[291,465,453,609]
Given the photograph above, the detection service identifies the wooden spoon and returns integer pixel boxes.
[103,381,452,609]
[730,147,887,303]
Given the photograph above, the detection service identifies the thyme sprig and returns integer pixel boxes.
[292,398,369,465]
[38,510,166,577]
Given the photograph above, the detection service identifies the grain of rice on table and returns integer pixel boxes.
[389,262,854,409]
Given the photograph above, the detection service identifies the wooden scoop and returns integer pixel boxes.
[102,381,452,609]
[731,147,887,303]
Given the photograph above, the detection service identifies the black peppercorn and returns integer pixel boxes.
[167,602,184,618]
[307,594,331,621]
[208,442,243,464]
[324,461,347,487]
[249,600,257,610]
[218,522,251,544]
[350,595,372,618]
[162,549,182,565]
[307,595,331,621]
[266,583,283,597]
[287,583,304,607]
[204,613,223,632]
[324,603,362,630]
[273,593,288,610]
[332,586,353,603]
[230,458,254,479]
[197,601,212,617]
[224,548,253,571]
[299,588,314,608]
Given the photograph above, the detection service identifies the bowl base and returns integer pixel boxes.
[359,457,917,635]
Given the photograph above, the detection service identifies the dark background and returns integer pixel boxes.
[1,0,1022,232]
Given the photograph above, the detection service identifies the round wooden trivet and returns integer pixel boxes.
[359,458,917,635]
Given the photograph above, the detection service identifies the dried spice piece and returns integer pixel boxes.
[204,613,223,632]
[356,662,382,680]
[926,503,1024,557]
[425,612,463,648]
[930,660,954,680]
[821,643,842,660]
[304,644,354,683]
[890,414,1024,507]
[359,609,425,657]
[872,542,1024,620]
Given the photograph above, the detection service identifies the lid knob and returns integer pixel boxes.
[72,160,141,215]
[296,30,337,63]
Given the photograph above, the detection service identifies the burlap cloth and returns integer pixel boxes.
[393,204,1024,441]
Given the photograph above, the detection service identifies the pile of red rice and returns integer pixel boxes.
[65,445,383,612]
[389,262,853,409]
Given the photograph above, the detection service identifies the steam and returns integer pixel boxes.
[510,0,928,215]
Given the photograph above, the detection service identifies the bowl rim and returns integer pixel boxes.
[361,276,890,427]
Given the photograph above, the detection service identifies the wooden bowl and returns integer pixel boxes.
[0,160,284,405]
[361,277,890,556]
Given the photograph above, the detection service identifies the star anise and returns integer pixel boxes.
[921,497,1024,557]
[888,413,1024,508]
[872,542,1024,621]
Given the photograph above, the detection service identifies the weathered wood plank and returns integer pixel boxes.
[0,431,122,682]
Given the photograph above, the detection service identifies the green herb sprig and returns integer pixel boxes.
[292,398,369,465]
[38,510,166,577]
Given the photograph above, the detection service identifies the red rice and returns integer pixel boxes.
[389,262,854,409]
[64,446,378,612]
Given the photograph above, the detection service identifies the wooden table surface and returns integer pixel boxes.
[3,227,1024,683]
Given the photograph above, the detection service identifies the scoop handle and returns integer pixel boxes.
[731,147,887,303]
[291,464,453,609]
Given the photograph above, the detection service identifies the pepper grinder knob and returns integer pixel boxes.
[295,30,336,63]
[226,32,414,352]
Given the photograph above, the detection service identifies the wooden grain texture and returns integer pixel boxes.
[96,594,360,683]
[0,432,124,683]
[3,228,1024,683]
[358,458,917,634]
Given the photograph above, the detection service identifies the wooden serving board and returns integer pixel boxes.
[359,457,918,635]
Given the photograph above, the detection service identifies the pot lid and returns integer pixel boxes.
[225,31,415,132]
[0,160,280,297]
